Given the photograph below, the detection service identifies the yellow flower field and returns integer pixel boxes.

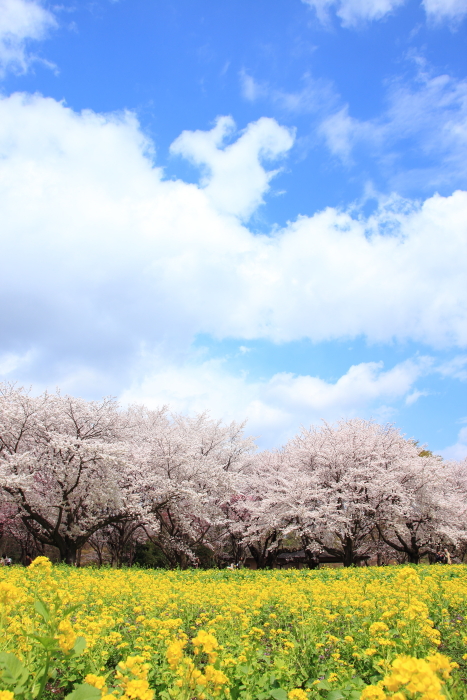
[1,560,467,700]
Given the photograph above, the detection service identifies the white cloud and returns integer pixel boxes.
[0,93,466,420]
[0,349,33,375]
[170,115,295,220]
[320,67,467,191]
[239,71,267,102]
[239,70,338,117]
[441,424,467,460]
[319,106,363,162]
[301,0,406,26]
[120,356,427,446]
[436,355,467,381]
[423,0,467,23]
[0,0,57,75]
[302,0,467,25]
[405,389,430,405]
[244,63,467,194]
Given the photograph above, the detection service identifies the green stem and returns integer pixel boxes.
[35,651,51,700]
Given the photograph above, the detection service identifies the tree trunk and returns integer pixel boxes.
[342,537,355,567]
[407,550,420,564]
[248,543,277,569]
[304,549,320,569]
[64,546,78,566]
[376,524,423,564]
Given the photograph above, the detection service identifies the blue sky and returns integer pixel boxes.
[0,0,466,454]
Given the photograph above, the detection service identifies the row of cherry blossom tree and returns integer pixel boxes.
[0,382,465,567]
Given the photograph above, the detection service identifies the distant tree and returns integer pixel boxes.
[243,419,464,567]
[2,381,465,568]
[103,520,146,567]
[247,420,410,566]
[235,450,306,568]
[0,383,132,564]
[374,453,465,564]
[128,406,255,568]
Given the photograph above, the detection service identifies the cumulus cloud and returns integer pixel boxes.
[0,93,466,441]
[170,115,295,220]
[0,0,57,75]
[1,93,466,349]
[120,356,429,446]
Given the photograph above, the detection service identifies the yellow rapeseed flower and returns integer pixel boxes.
[288,689,308,700]
[0,692,15,700]
[57,618,76,653]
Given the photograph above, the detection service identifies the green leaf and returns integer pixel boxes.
[327,692,345,700]
[34,599,50,623]
[65,683,102,700]
[0,652,30,686]
[229,685,241,700]
[63,604,82,618]
[71,637,86,656]
[316,681,331,691]
[28,634,57,650]
[270,689,288,700]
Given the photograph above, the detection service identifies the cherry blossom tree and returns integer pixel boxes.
[127,406,255,567]
[445,457,467,561]
[229,450,301,568]
[285,419,425,566]
[217,487,252,566]
[98,520,146,567]
[1,381,465,568]
[0,503,42,562]
[244,419,455,567]
[376,454,467,563]
[0,383,133,564]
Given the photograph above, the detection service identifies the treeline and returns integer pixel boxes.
[0,383,466,567]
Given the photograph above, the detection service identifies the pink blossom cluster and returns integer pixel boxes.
[0,383,465,568]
